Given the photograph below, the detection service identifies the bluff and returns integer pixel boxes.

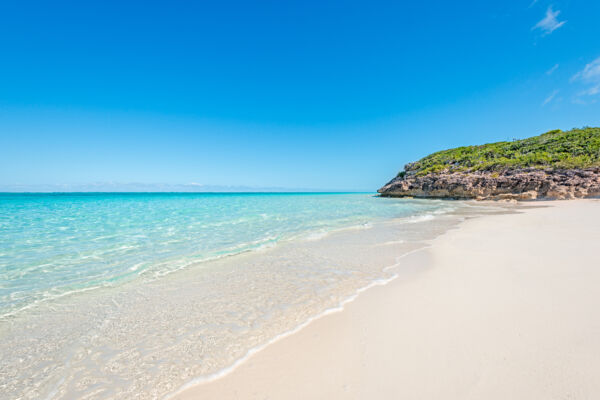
[378,127,600,200]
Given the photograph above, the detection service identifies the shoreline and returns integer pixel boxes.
[175,199,600,399]
[165,244,432,399]
[3,197,492,399]
[164,204,511,399]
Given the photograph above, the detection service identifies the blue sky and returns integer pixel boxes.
[1,0,600,191]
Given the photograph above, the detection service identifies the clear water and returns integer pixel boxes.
[0,193,487,399]
[0,192,447,319]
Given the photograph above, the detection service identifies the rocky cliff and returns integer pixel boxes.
[379,127,600,200]
[378,168,600,200]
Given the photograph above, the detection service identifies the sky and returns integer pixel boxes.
[1,0,600,192]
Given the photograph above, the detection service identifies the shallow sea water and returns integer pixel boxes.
[0,193,511,399]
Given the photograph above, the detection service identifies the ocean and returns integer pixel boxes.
[0,192,487,399]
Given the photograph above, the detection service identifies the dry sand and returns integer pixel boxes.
[175,199,600,400]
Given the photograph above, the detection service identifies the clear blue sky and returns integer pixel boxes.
[1,1,600,191]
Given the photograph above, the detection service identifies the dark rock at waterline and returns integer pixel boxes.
[378,168,600,200]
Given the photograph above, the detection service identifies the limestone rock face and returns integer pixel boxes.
[378,168,600,200]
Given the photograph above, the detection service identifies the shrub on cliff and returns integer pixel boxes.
[400,127,600,176]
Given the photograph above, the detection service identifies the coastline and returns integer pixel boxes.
[3,196,495,399]
[175,199,600,399]
[165,246,426,400]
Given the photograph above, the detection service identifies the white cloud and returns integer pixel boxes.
[571,57,600,82]
[578,85,600,97]
[546,64,559,75]
[532,7,566,35]
[542,90,559,106]
[571,57,600,104]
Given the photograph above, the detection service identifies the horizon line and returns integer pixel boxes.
[0,191,375,194]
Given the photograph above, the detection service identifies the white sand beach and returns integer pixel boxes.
[176,199,600,399]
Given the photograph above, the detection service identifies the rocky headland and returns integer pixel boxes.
[379,127,600,200]
[378,168,600,200]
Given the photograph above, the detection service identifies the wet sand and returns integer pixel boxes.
[176,200,600,399]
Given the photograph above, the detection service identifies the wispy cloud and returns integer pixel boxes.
[577,85,600,97]
[571,57,600,103]
[571,57,600,82]
[532,7,566,35]
[546,64,559,75]
[572,91,599,105]
[542,90,559,106]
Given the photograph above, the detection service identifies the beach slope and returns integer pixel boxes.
[176,199,600,399]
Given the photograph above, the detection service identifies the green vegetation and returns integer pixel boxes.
[402,127,600,176]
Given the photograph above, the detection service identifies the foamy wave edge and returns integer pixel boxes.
[163,245,430,400]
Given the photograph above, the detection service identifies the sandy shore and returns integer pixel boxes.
[174,199,600,399]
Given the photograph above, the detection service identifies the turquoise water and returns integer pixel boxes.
[1,192,480,399]
[0,192,447,319]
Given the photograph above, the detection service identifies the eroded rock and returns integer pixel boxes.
[378,168,600,200]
